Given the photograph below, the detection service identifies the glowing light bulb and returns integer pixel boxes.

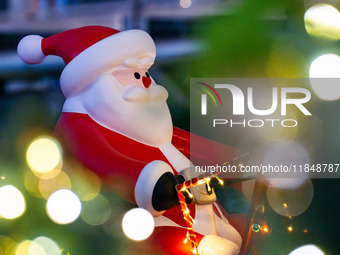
[289,244,325,255]
[262,225,269,233]
[122,208,154,241]
[0,185,26,219]
[197,180,205,185]
[187,190,193,198]
[46,189,81,224]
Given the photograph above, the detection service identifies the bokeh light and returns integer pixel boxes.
[26,136,62,177]
[122,208,155,241]
[256,106,298,142]
[310,54,340,78]
[289,244,325,255]
[288,225,294,232]
[252,223,260,232]
[266,39,305,77]
[309,54,340,101]
[24,171,41,198]
[27,241,46,255]
[180,0,191,9]
[32,237,61,255]
[304,4,340,41]
[267,178,314,217]
[12,237,61,255]
[0,236,17,255]
[46,189,81,224]
[15,240,45,255]
[261,225,269,233]
[81,194,111,226]
[263,141,310,189]
[0,185,26,219]
[15,240,32,255]
[39,171,71,200]
[63,160,101,201]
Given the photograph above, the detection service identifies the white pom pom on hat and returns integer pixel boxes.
[17,35,46,64]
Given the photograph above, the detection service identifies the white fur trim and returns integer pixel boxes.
[17,35,46,64]
[193,204,219,236]
[140,57,154,66]
[215,215,242,248]
[134,160,174,217]
[60,29,156,97]
[159,142,192,172]
[198,235,240,255]
[154,215,185,229]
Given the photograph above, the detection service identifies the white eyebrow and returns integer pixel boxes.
[140,57,154,66]
[123,58,140,67]
[123,57,154,68]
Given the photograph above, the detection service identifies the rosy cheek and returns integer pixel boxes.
[120,76,136,86]
[113,72,134,86]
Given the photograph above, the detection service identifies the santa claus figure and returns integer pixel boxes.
[17,26,242,255]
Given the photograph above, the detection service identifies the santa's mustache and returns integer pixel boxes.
[122,84,168,102]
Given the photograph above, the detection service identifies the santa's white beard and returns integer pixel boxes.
[62,74,173,147]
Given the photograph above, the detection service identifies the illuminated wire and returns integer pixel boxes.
[176,172,224,255]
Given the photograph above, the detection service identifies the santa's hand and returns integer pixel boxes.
[198,235,240,255]
[135,160,192,216]
[178,167,217,205]
[151,167,193,211]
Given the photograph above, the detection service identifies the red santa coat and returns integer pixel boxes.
[55,112,244,254]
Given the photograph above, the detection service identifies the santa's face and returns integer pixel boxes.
[113,68,152,88]
[70,67,173,147]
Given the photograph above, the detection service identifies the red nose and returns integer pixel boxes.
[142,76,152,88]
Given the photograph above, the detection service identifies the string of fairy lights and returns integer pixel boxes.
[176,172,224,255]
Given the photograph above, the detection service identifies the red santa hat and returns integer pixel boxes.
[17,26,156,97]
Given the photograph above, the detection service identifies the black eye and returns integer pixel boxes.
[134,72,141,79]
[145,72,150,78]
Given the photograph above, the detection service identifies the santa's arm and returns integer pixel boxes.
[173,127,239,166]
[55,113,183,216]
[172,127,244,190]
